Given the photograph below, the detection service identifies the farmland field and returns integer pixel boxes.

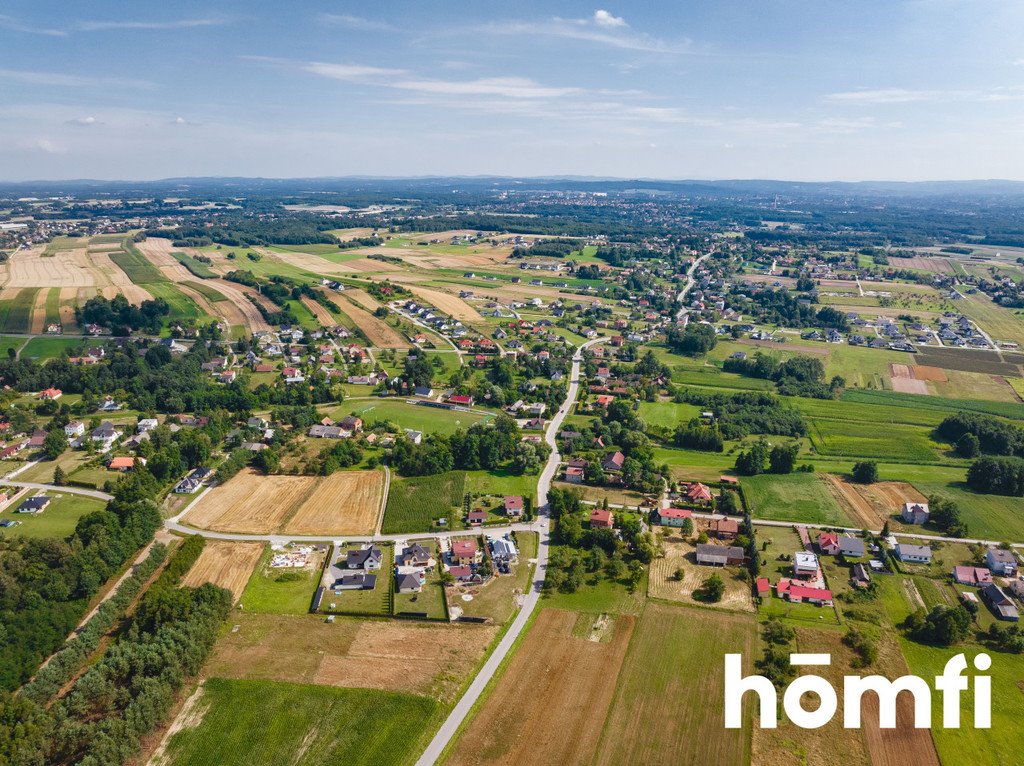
[447,608,634,766]
[20,336,87,360]
[170,250,217,278]
[382,471,466,534]
[2,287,40,333]
[636,399,702,428]
[109,240,166,283]
[281,469,385,535]
[158,678,438,766]
[596,604,754,766]
[180,540,263,602]
[842,387,1024,420]
[182,469,316,534]
[808,418,943,463]
[205,611,496,701]
[742,472,853,526]
[326,400,491,435]
[333,293,411,348]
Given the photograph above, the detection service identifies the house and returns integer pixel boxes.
[404,429,423,445]
[985,548,1018,576]
[901,502,930,525]
[756,577,771,598]
[38,388,62,400]
[333,573,377,591]
[784,584,834,606]
[818,532,840,555]
[27,430,47,449]
[108,456,145,471]
[247,416,269,430]
[448,394,474,406]
[564,466,584,483]
[793,551,820,578]
[601,451,625,473]
[451,539,479,565]
[174,476,202,494]
[683,482,713,505]
[447,565,475,583]
[403,543,433,567]
[338,416,363,432]
[655,507,692,527]
[953,566,992,586]
[413,386,434,398]
[714,518,739,540]
[503,496,524,517]
[396,572,424,593]
[17,496,51,514]
[467,509,488,525]
[308,424,348,439]
[696,543,744,566]
[137,418,158,433]
[64,421,86,438]
[589,508,614,529]
[838,536,866,558]
[90,422,120,450]
[851,563,872,588]
[346,545,383,570]
[895,543,932,564]
[490,537,518,562]
[982,583,1019,621]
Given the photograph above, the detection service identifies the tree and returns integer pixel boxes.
[42,429,68,461]
[698,572,726,602]
[957,432,980,458]
[851,461,879,484]
[53,466,67,486]
[769,443,799,474]
[511,442,542,475]
[735,443,768,476]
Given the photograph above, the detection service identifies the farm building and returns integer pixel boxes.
[985,548,1018,576]
[901,502,929,525]
[982,583,1019,621]
[778,581,834,606]
[953,566,992,586]
[695,544,744,567]
[755,577,771,598]
[655,508,692,527]
[895,543,932,564]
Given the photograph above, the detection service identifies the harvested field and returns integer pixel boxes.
[405,285,483,323]
[447,609,634,766]
[28,287,48,333]
[648,529,755,612]
[889,363,913,378]
[209,280,272,332]
[58,287,78,331]
[134,237,198,282]
[5,244,96,288]
[822,474,925,530]
[915,346,1023,377]
[181,541,263,602]
[334,294,411,348]
[87,251,154,303]
[911,365,948,382]
[890,376,928,394]
[597,603,755,766]
[282,470,385,536]
[892,254,956,273]
[206,611,495,702]
[343,287,383,312]
[299,295,336,327]
[182,469,316,534]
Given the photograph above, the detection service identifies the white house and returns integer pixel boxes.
[895,543,932,564]
[986,548,1018,576]
[64,421,85,438]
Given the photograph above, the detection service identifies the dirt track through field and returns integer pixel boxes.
[282,470,385,535]
[181,541,263,602]
[447,609,634,766]
[334,294,411,348]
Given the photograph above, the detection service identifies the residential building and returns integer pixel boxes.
[589,508,614,528]
[655,508,692,527]
[895,543,932,564]
[901,502,930,525]
[986,548,1018,576]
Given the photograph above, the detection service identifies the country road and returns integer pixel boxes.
[413,336,606,766]
[675,251,712,322]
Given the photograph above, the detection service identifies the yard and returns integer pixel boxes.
[324,399,491,436]
[0,492,107,539]
[648,528,755,612]
[451,532,538,624]
[239,545,325,615]
[321,544,393,616]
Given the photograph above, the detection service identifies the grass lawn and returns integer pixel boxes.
[239,546,321,615]
[0,492,107,539]
[145,282,204,320]
[67,464,117,490]
[326,400,491,436]
[383,472,467,534]
[162,678,439,766]
[541,561,646,616]
[742,472,853,526]
[17,449,92,483]
[0,336,26,358]
[636,400,702,428]
[20,336,88,360]
[393,547,446,619]
[323,545,392,616]
[455,532,537,624]
[464,469,536,499]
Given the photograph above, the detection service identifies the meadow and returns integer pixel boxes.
[742,472,852,526]
[238,546,321,615]
[807,418,943,463]
[0,493,107,539]
[382,471,467,534]
[109,241,166,284]
[327,399,491,435]
[161,678,438,766]
[170,251,218,279]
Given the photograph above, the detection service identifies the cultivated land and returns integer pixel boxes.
[742,473,853,526]
[446,609,634,766]
[383,471,466,534]
[333,293,412,348]
[180,540,264,602]
[281,470,385,535]
[182,470,317,534]
[597,604,755,766]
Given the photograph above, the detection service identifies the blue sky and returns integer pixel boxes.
[2,0,1023,181]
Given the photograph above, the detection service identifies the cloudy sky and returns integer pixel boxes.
[2,0,1024,181]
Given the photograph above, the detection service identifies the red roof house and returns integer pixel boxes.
[589,508,614,528]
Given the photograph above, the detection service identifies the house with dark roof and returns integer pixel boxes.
[403,544,433,567]
[332,573,377,591]
[346,545,383,571]
[601,451,625,473]
[982,583,1019,621]
[838,536,866,558]
[895,543,932,564]
[17,496,51,514]
[696,544,744,567]
[396,572,424,593]
[985,548,1018,576]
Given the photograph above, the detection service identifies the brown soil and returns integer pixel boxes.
[446,609,634,766]
[183,469,317,534]
[282,470,385,535]
[181,541,263,602]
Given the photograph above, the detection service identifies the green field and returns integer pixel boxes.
[742,472,852,526]
[330,400,491,436]
[842,388,1024,421]
[109,241,166,284]
[636,400,703,428]
[0,335,26,358]
[171,251,217,278]
[914,480,1024,542]
[144,282,203,319]
[3,287,40,333]
[43,288,61,326]
[162,678,438,766]
[0,492,107,539]
[382,471,467,534]
[808,418,943,463]
[185,280,229,302]
[20,336,87,360]
[464,469,537,499]
[238,547,320,615]
[540,557,647,616]
[596,603,755,766]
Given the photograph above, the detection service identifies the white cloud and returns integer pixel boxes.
[0,68,153,89]
[68,116,98,126]
[27,138,66,154]
[75,17,228,31]
[593,10,627,28]
[1014,59,1024,66]
[319,14,392,31]
[824,88,942,104]
[0,14,66,36]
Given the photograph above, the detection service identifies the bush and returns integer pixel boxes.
[851,460,879,484]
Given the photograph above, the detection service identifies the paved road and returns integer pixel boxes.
[675,251,712,322]
[5,481,112,501]
[413,336,605,766]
